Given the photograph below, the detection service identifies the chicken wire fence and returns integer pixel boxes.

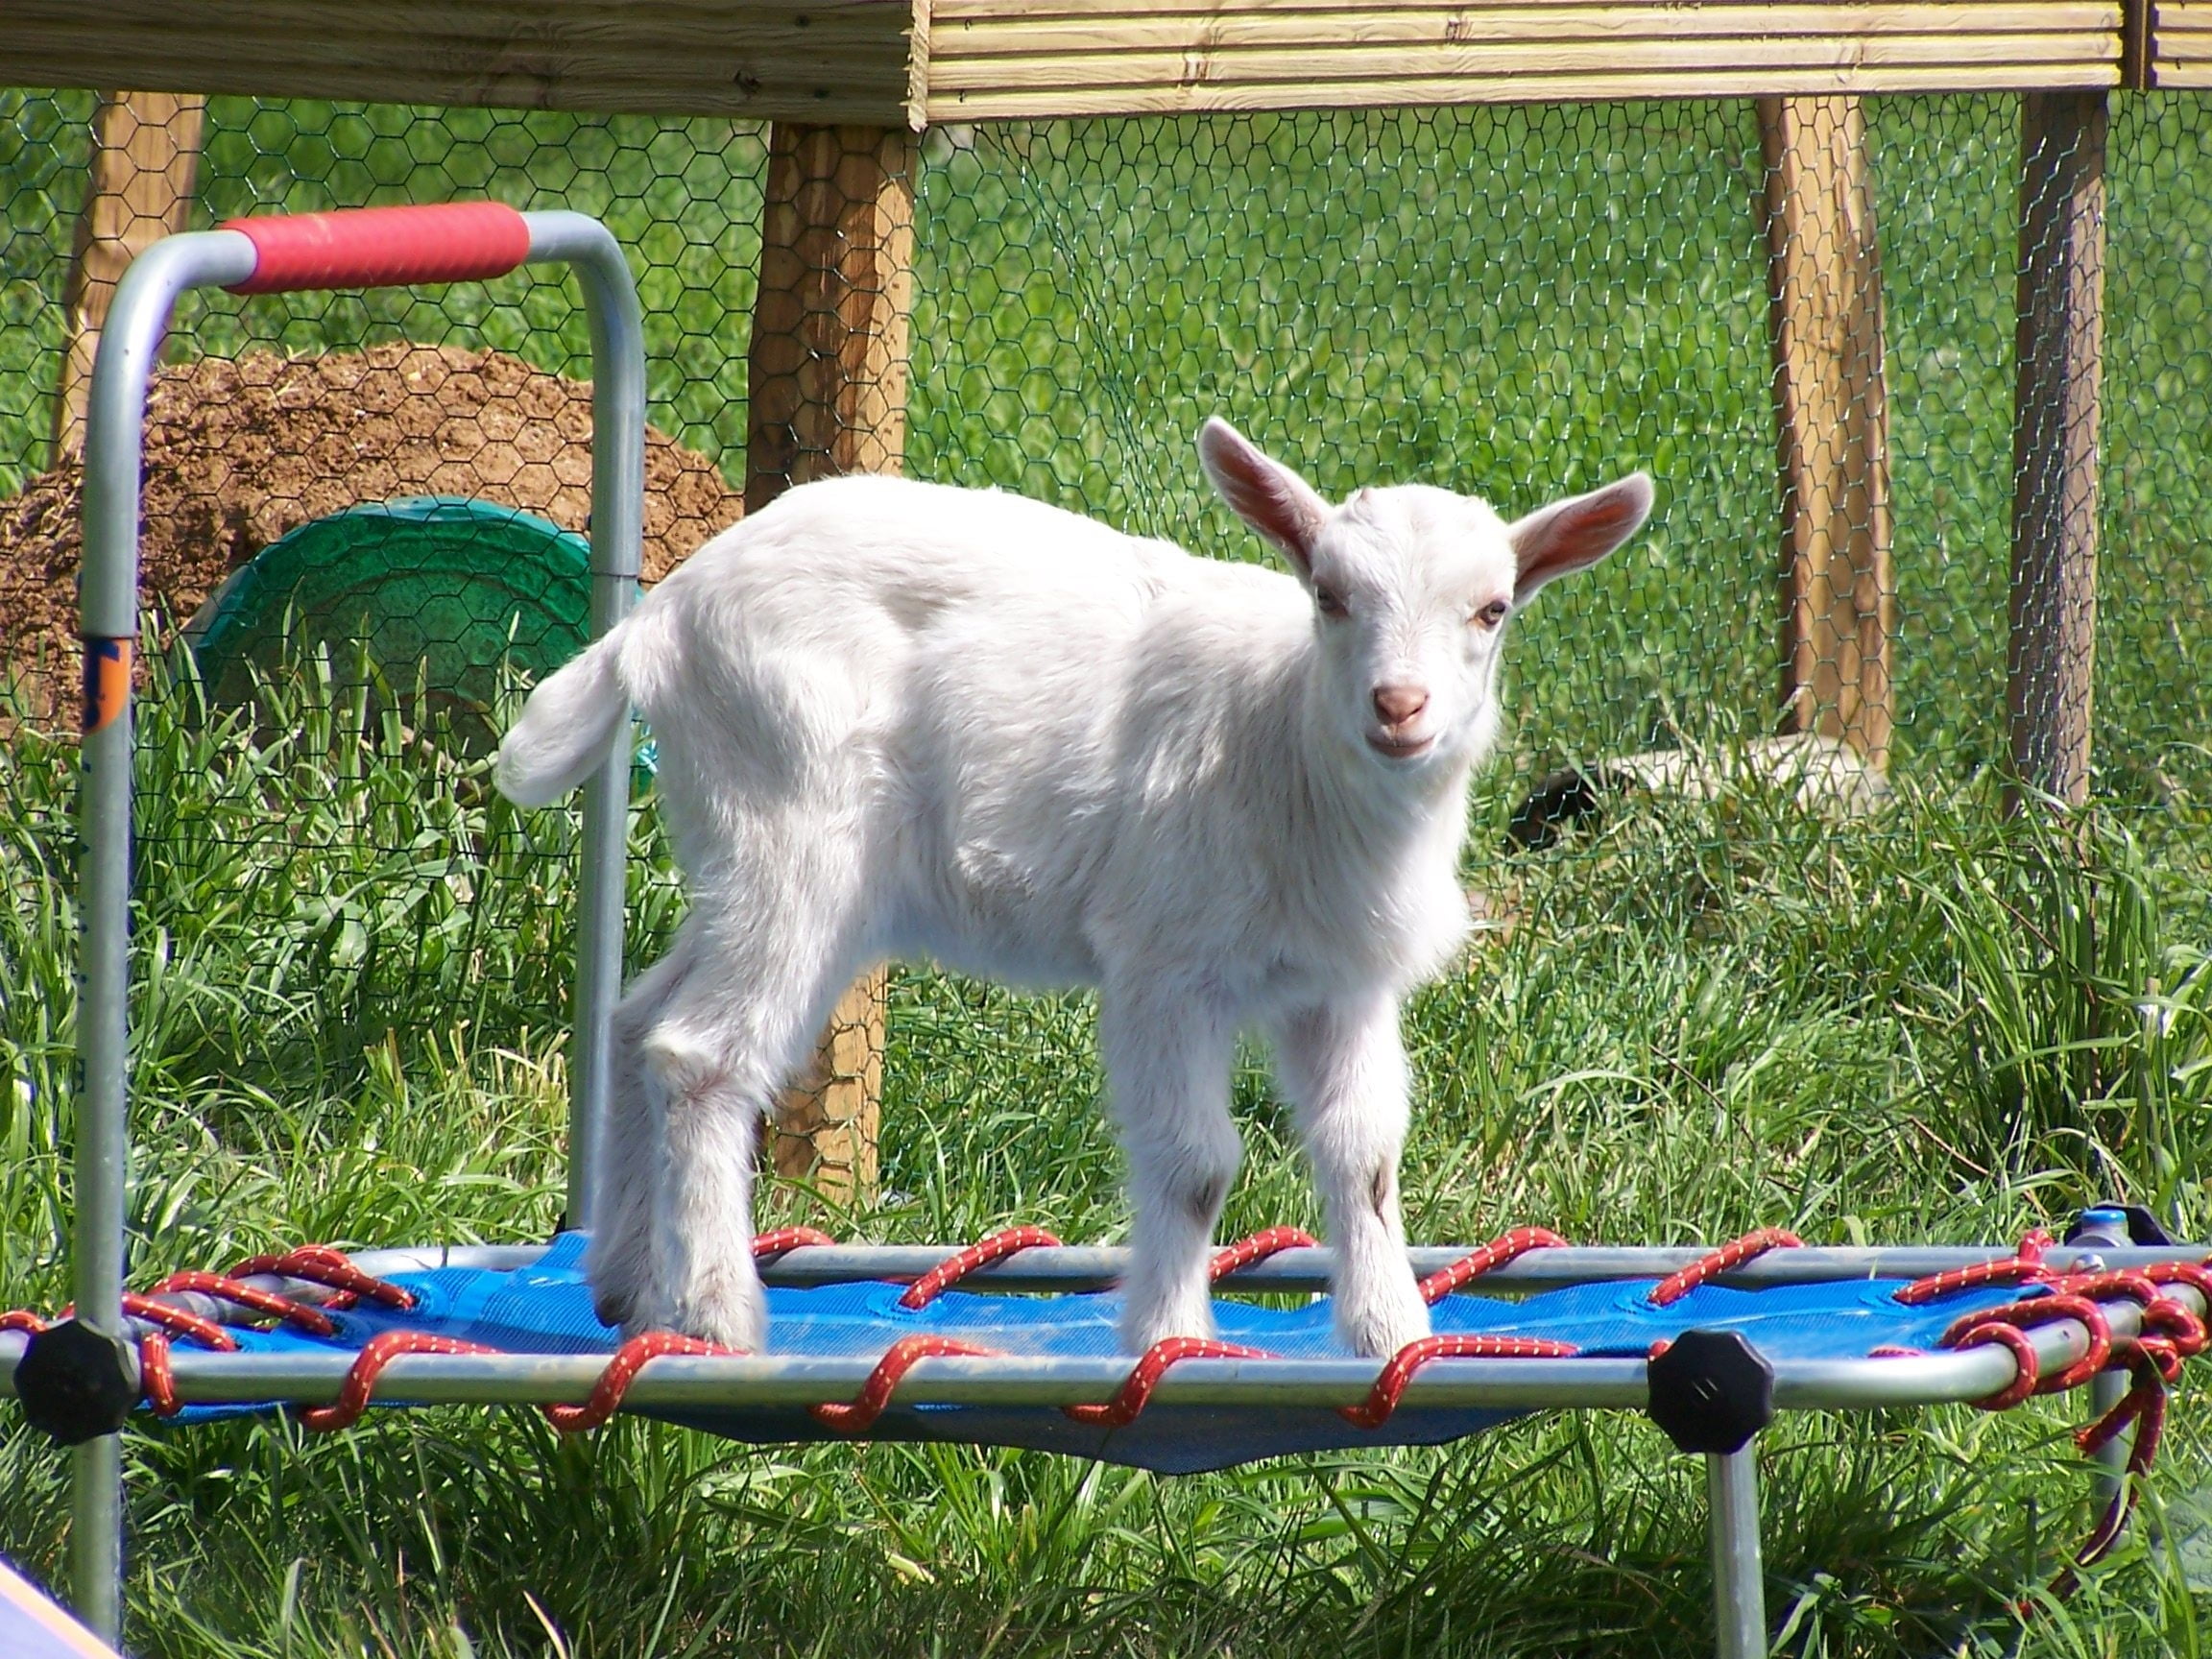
[1,89,2207,1190]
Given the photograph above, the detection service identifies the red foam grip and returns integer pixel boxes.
[221,202,531,295]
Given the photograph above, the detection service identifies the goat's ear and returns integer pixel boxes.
[1507,472,1654,603]
[1198,418,1330,577]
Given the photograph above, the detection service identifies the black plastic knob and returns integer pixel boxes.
[1647,1328,1775,1455]
[14,1320,139,1446]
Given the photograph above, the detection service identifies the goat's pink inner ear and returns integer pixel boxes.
[1507,471,1655,602]
[1198,418,1329,577]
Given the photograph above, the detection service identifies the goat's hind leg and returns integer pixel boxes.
[583,939,692,1332]
[639,855,874,1350]
[634,1009,772,1350]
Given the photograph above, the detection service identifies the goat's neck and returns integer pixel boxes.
[1286,672,1474,878]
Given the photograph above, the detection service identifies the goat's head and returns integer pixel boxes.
[1198,418,1652,777]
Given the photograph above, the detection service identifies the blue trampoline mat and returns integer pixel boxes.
[166,1234,2032,1473]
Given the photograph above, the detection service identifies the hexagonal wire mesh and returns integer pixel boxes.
[0,89,2206,1205]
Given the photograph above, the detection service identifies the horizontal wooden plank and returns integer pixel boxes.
[0,9,917,58]
[2151,0,2212,81]
[929,33,2117,94]
[0,64,908,122]
[934,0,2106,20]
[1,0,919,121]
[0,48,909,118]
[132,25,911,77]
[938,4,2118,57]
[927,60,2120,119]
[34,0,913,28]
[2,0,2140,121]
[5,0,918,54]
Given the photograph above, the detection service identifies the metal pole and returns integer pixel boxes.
[74,226,257,1646]
[46,1238,2205,1301]
[520,211,645,1233]
[2072,1209,2133,1522]
[2088,1368,2128,1517]
[66,1436,123,1641]
[1708,1446,1767,1659]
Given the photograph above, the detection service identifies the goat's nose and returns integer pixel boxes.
[1372,685,1429,727]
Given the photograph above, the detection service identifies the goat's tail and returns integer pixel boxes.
[494,623,633,806]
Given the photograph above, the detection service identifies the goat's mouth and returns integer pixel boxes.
[1366,730,1436,761]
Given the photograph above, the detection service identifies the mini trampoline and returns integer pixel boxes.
[8,1214,2208,1659]
[9,203,2206,1659]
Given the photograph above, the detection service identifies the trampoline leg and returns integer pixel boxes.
[70,1433,123,1644]
[1707,1445,1767,1659]
[2089,1366,2129,1524]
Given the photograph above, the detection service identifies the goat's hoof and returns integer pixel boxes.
[1116,1300,1218,1356]
[590,1285,637,1331]
[670,1273,767,1353]
[1333,1284,1432,1358]
[617,1286,680,1343]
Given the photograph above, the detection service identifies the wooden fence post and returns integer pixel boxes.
[53,91,206,464]
[745,123,914,1200]
[2008,91,2107,812]
[1758,95,1893,771]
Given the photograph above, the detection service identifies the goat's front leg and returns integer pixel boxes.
[1273,998,1431,1358]
[1100,987,1239,1353]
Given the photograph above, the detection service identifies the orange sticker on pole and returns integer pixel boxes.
[81,637,131,734]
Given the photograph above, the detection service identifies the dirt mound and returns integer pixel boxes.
[1,343,743,713]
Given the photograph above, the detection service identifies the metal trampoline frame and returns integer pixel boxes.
[8,1233,2206,1658]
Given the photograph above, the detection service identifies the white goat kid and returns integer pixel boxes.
[496,420,1651,1358]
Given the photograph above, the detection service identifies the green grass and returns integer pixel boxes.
[6,647,2212,1657]
[4,87,2212,1658]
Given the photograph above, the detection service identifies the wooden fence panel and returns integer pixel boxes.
[746,123,915,1199]
[2008,91,2108,809]
[1761,95,1893,769]
[53,92,206,464]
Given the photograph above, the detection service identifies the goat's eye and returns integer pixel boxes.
[1314,584,1350,620]
[1471,599,1509,630]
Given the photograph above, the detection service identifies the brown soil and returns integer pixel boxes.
[1,343,742,715]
